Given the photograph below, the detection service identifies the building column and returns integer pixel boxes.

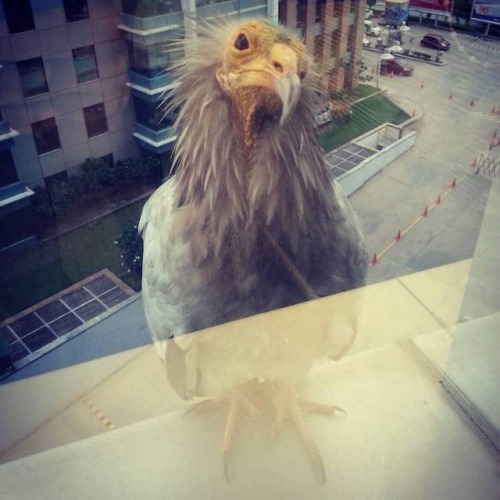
[304,0,316,55]
[320,0,335,63]
[284,0,297,29]
[181,0,197,49]
[268,0,279,25]
[345,0,366,90]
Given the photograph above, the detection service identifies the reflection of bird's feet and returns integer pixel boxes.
[264,379,345,484]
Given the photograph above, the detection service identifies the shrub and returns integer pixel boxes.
[115,157,161,184]
[81,157,116,187]
[114,222,143,289]
[47,179,76,216]
[32,186,54,219]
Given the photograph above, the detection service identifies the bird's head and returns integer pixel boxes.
[215,20,309,139]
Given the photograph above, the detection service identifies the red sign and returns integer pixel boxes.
[409,0,453,12]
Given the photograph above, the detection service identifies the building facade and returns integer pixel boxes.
[0,0,365,253]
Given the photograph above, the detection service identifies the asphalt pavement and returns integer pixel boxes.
[352,23,500,285]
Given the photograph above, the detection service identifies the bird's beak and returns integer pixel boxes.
[227,44,303,125]
[275,73,301,125]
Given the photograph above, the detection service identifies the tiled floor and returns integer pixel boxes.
[0,270,134,369]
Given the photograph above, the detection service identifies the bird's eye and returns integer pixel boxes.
[234,33,249,51]
[299,70,307,80]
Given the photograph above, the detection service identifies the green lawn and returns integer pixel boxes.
[319,91,410,153]
[0,200,146,322]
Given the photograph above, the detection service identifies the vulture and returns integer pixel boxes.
[139,18,368,482]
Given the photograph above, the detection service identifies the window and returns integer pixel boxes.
[133,96,176,131]
[121,0,181,17]
[73,46,99,84]
[3,0,35,34]
[0,149,19,188]
[17,58,49,98]
[63,0,89,22]
[83,103,108,138]
[32,117,61,155]
[127,41,182,78]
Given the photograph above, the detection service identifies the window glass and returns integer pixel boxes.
[73,46,99,84]
[133,96,176,130]
[121,0,182,17]
[127,41,182,77]
[31,117,61,154]
[83,103,108,137]
[63,0,89,22]
[17,58,49,98]
[0,150,19,187]
[1,3,500,496]
[3,0,35,34]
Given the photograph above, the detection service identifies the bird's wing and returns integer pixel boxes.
[139,178,203,398]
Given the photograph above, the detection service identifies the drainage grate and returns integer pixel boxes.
[0,269,135,371]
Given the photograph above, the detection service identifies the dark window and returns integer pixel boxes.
[3,0,35,34]
[63,0,89,22]
[17,58,49,98]
[121,0,181,17]
[83,103,108,137]
[32,118,61,155]
[0,149,19,187]
[73,46,99,83]
[133,96,176,131]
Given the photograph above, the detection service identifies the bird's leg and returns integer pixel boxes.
[265,379,345,485]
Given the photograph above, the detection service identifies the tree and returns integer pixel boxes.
[114,222,143,289]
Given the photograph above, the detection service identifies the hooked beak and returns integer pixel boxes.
[274,74,301,125]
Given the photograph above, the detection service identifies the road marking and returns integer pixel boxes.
[468,112,500,123]
[83,398,116,431]
[369,173,468,265]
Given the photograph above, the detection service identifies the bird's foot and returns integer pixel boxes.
[184,380,262,481]
[264,379,345,484]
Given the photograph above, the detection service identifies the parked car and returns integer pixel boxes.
[380,58,414,76]
[363,35,371,47]
[365,8,374,19]
[364,20,382,37]
[420,33,451,50]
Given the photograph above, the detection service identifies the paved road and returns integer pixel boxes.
[353,24,500,284]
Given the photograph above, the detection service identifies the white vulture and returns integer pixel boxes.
[139,18,368,482]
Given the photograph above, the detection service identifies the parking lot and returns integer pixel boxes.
[353,22,500,284]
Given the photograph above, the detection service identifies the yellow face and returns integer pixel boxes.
[216,21,310,130]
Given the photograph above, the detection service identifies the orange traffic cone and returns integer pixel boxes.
[450,179,457,189]
[422,206,429,217]
[449,91,453,99]
[370,253,378,265]
[395,230,402,241]
[470,157,477,168]
[436,195,442,205]
[470,98,475,106]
